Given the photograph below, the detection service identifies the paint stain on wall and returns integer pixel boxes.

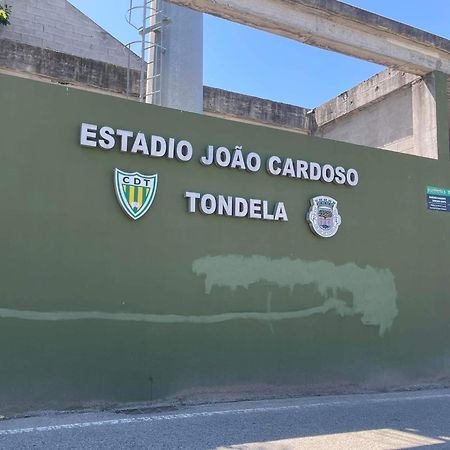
[0,257,397,337]
[192,255,398,336]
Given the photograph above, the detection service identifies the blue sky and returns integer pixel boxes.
[69,0,450,108]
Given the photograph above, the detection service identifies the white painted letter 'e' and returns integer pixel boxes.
[80,123,97,148]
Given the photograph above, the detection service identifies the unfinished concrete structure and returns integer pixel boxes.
[0,0,448,160]
[0,0,142,95]
[170,0,448,160]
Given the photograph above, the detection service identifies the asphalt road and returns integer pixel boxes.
[1,389,450,449]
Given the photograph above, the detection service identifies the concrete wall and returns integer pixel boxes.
[0,0,141,69]
[1,72,450,414]
[203,86,311,133]
[204,69,444,160]
[0,38,141,97]
[316,88,414,154]
[0,39,444,159]
[314,70,441,159]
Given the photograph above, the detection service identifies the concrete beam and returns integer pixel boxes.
[167,0,450,75]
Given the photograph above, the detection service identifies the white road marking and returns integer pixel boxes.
[1,392,449,437]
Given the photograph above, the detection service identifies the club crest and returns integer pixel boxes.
[307,196,341,238]
[114,168,158,220]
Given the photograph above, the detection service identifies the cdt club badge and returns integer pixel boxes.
[114,168,158,220]
[307,196,341,238]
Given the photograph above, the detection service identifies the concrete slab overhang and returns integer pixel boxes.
[167,0,450,76]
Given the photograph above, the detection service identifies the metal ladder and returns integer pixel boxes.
[126,0,169,104]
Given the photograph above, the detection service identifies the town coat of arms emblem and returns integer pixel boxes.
[307,196,341,238]
[114,168,158,220]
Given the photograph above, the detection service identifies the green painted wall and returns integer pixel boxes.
[0,73,449,413]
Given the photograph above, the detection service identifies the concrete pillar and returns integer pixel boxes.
[412,73,438,159]
[147,2,203,113]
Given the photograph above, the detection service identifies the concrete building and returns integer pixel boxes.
[1,0,446,160]
[0,0,142,96]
